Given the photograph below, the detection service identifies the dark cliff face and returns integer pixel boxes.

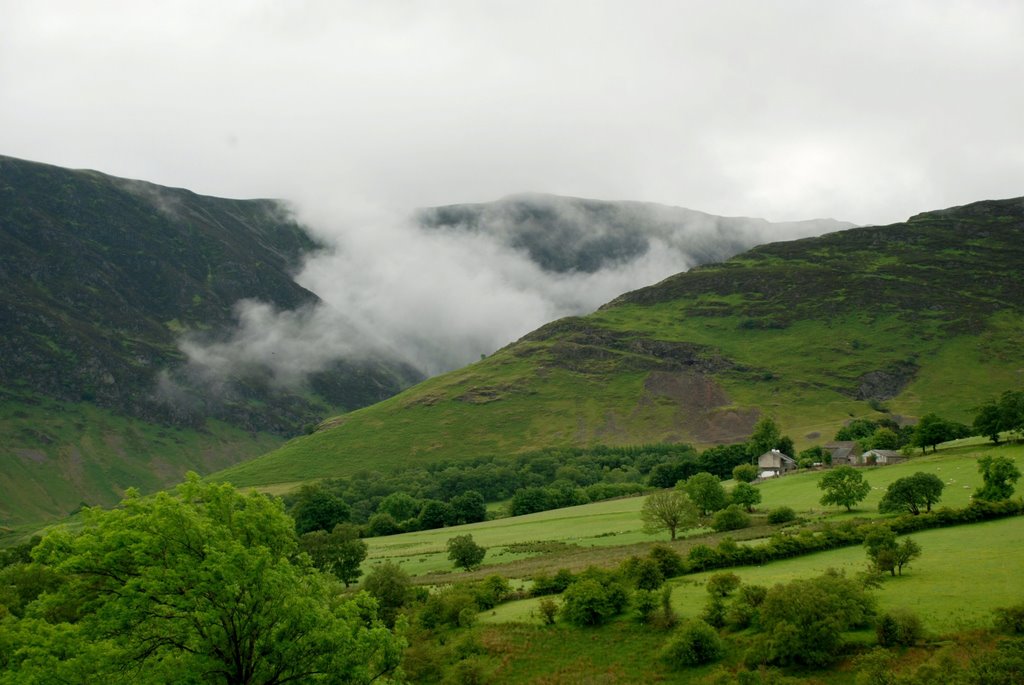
[0,155,419,434]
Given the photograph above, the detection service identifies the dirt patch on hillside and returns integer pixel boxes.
[641,371,759,443]
[14,448,48,464]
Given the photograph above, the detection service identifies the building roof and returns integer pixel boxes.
[758,448,796,464]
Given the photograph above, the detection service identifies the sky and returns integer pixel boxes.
[4,1,1024,381]
[3,0,1022,226]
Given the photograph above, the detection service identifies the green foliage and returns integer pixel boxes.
[648,545,685,578]
[747,417,782,459]
[684,472,728,516]
[975,455,1022,501]
[641,489,699,541]
[5,475,401,683]
[448,490,487,525]
[621,556,665,590]
[537,597,558,625]
[560,578,629,627]
[446,534,486,571]
[299,523,367,586]
[473,575,511,610]
[419,586,479,630]
[974,390,1024,444]
[712,504,751,532]
[757,569,876,666]
[878,472,945,515]
[993,602,1024,634]
[363,560,411,628]
[818,466,871,511]
[730,482,762,512]
[913,413,971,453]
[732,463,759,483]
[836,418,880,442]
[876,608,924,647]
[706,572,741,598]
[633,588,658,624]
[661,619,724,668]
[767,506,796,524]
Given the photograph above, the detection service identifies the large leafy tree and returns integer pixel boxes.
[878,472,944,515]
[818,466,871,511]
[446,534,486,571]
[683,472,728,516]
[6,475,401,684]
[299,523,368,587]
[641,490,699,541]
[974,455,1022,501]
[974,391,1024,445]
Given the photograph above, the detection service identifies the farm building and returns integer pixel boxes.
[861,449,907,465]
[758,449,797,479]
[825,441,862,466]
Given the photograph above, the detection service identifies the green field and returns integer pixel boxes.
[362,443,1024,580]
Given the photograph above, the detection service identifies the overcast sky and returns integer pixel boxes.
[2,0,1023,226]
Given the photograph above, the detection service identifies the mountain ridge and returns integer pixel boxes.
[211,194,1024,490]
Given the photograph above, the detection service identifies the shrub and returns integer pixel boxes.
[712,504,751,532]
[876,609,924,647]
[560,579,629,627]
[661,619,724,668]
[537,597,558,625]
[732,464,758,483]
[418,587,479,630]
[767,506,797,524]
[706,572,741,598]
[473,575,510,610]
[993,602,1024,634]
[649,545,684,578]
[634,589,658,624]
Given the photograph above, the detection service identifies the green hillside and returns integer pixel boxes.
[0,156,419,525]
[213,196,1024,490]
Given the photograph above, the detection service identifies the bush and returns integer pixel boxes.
[661,619,724,668]
[560,579,629,627]
[473,575,510,610]
[993,602,1024,634]
[418,587,479,630]
[732,464,758,483]
[712,504,751,532]
[537,597,558,625]
[634,589,658,624]
[767,506,797,524]
[876,609,924,647]
[649,545,684,578]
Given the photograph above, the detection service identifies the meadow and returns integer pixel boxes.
[363,442,1024,580]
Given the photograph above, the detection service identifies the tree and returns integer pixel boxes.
[660,619,724,668]
[835,418,879,442]
[869,427,901,451]
[448,490,487,525]
[376,491,421,522]
[363,560,411,628]
[729,482,762,512]
[290,484,351,535]
[447,534,486,571]
[711,504,751,532]
[911,413,970,453]
[418,499,452,529]
[974,455,1022,501]
[758,570,875,667]
[560,578,629,627]
[683,472,728,516]
[864,528,921,576]
[747,416,782,459]
[818,466,871,511]
[15,475,400,684]
[732,463,758,483]
[299,523,368,587]
[974,391,1024,445]
[641,490,699,541]
[878,472,945,515]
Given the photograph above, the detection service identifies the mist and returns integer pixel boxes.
[178,194,851,382]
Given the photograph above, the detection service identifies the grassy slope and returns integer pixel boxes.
[0,393,283,527]
[212,198,1024,490]
[473,516,1024,684]
[362,442,1024,580]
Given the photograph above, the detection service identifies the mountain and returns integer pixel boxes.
[0,155,420,525]
[212,195,1024,490]
[416,192,852,274]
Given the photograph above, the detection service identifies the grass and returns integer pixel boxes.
[0,393,284,530]
[361,442,1024,580]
